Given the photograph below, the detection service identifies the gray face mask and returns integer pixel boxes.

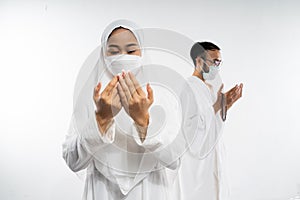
[202,65,220,80]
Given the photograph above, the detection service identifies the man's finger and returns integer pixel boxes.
[239,83,243,97]
[227,85,238,95]
[231,85,242,100]
[231,94,239,104]
[228,91,242,107]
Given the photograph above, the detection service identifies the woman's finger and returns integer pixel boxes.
[117,83,129,108]
[147,83,154,104]
[104,76,119,95]
[128,71,145,97]
[117,83,126,100]
[112,93,122,109]
[93,82,102,100]
[123,71,137,97]
[113,92,121,103]
[119,75,132,102]
[111,84,119,98]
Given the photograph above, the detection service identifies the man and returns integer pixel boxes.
[170,42,243,200]
[191,42,243,116]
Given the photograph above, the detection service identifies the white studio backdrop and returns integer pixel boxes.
[0,0,300,200]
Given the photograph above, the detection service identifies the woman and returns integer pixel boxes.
[62,19,180,200]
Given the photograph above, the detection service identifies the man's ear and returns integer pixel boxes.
[195,56,203,69]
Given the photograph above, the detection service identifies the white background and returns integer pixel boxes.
[0,0,300,199]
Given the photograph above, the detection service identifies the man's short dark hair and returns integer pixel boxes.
[190,41,221,66]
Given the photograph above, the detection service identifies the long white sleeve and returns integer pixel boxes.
[131,117,162,149]
[62,112,115,172]
[130,104,181,170]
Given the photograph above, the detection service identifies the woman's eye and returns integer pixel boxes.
[128,50,136,54]
[128,48,140,54]
[109,51,119,55]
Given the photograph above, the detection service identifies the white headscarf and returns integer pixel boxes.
[100,19,143,56]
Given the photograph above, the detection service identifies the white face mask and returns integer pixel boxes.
[104,54,142,76]
[202,65,220,80]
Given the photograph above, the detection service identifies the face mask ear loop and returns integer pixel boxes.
[201,56,210,74]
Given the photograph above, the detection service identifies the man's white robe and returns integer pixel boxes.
[167,75,229,200]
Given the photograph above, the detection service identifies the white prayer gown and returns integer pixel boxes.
[167,75,229,200]
[62,66,181,200]
[62,19,184,200]
[63,111,177,200]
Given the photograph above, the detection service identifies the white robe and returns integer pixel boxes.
[62,108,179,200]
[62,65,181,199]
[167,76,229,200]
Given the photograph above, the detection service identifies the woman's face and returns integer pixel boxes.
[106,28,141,57]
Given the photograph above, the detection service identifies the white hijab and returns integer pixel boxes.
[100,19,144,57]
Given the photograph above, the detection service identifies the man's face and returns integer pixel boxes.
[202,50,222,72]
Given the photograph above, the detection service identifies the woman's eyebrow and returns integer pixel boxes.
[107,44,120,48]
[126,43,138,48]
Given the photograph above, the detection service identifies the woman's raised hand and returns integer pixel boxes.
[117,71,154,127]
[93,76,122,134]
